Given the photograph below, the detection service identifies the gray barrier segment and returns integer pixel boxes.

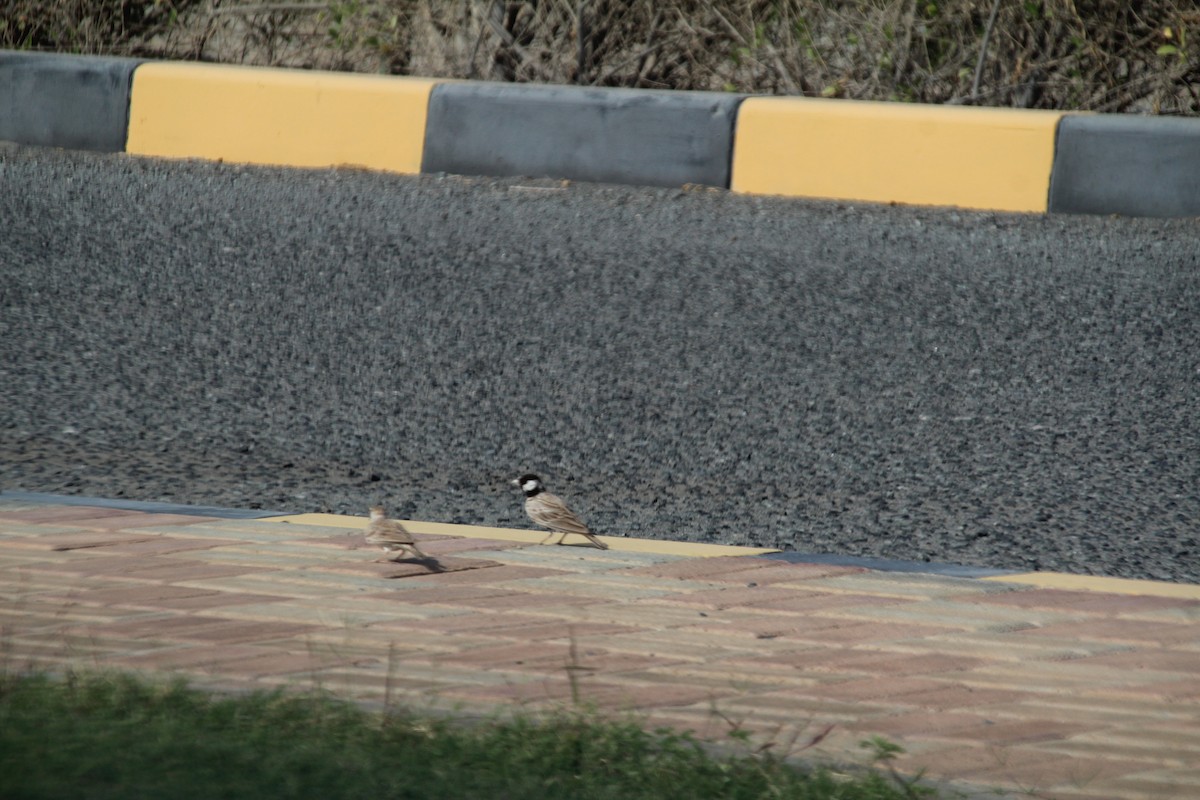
[1048,114,1200,218]
[759,551,1022,579]
[0,491,290,520]
[0,50,141,153]
[422,82,742,189]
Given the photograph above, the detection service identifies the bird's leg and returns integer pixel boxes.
[538,532,555,545]
[555,533,569,546]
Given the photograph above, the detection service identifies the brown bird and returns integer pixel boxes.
[511,474,608,549]
[365,505,428,561]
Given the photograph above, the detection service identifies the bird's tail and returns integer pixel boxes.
[584,533,609,550]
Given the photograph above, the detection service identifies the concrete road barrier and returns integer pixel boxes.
[0,51,141,153]
[730,96,1064,213]
[421,82,741,189]
[1049,114,1200,218]
[4,49,1200,218]
[126,62,439,174]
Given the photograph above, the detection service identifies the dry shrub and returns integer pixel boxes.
[0,0,202,55]
[3,0,1198,113]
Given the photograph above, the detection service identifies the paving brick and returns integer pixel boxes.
[888,684,1029,711]
[3,532,160,551]
[593,634,751,663]
[1075,770,1200,800]
[820,598,1078,632]
[502,573,686,600]
[197,601,404,627]
[181,574,388,597]
[0,506,143,523]
[398,564,573,586]
[713,689,891,723]
[621,623,810,656]
[60,614,234,640]
[757,648,988,676]
[620,556,796,581]
[314,557,494,579]
[966,750,1152,788]
[644,660,823,690]
[939,717,1089,745]
[214,649,370,678]
[483,548,675,572]
[1037,735,1200,770]
[189,549,336,569]
[436,641,572,669]
[1115,676,1200,701]
[703,563,869,585]
[478,621,640,641]
[0,524,96,539]
[973,588,1200,616]
[572,604,719,630]
[11,631,165,656]
[35,583,212,607]
[0,600,147,625]
[21,554,178,576]
[414,538,528,556]
[804,572,1012,600]
[431,591,609,611]
[955,660,1184,694]
[151,591,293,610]
[650,585,823,610]
[842,710,993,737]
[117,561,283,584]
[308,625,502,657]
[110,644,270,671]
[640,707,813,744]
[360,585,524,606]
[1073,649,1200,673]
[889,633,1118,662]
[893,743,1064,783]
[81,514,221,530]
[686,611,846,639]
[159,521,302,542]
[793,675,950,702]
[450,677,725,712]
[1020,617,1200,646]
[741,592,919,614]
[995,695,1197,724]
[775,619,961,645]
[76,536,227,556]
[173,620,324,644]
[393,612,547,633]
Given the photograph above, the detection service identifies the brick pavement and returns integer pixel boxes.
[1,495,1198,799]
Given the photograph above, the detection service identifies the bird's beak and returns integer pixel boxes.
[509,478,520,487]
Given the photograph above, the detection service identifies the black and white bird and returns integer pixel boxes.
[365,505,428,561]
[511,474,608,550]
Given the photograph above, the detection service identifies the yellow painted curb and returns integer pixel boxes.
[264,513,778,558]
[127,62,438,173]
[983,571,1200,600]
[731,97,1065,212]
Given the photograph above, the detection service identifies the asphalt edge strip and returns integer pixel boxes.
[0,490,287,520]
[6,491,1200,599]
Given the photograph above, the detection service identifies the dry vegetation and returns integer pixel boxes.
[3,0,1198,113]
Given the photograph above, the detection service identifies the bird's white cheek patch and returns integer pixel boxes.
[522,480,539,493]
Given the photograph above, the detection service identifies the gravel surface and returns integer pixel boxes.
[2,143,1198,581]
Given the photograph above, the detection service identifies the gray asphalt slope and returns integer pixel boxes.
[1,143,1198,581]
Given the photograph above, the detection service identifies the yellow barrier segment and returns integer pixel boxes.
[983,571,1200,600]
[127,62,438,173]
[731,98,1064,212]
[267,513,779,557]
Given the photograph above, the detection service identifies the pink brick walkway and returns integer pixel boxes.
[2,498,1197,800]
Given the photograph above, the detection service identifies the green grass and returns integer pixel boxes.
[0,670,935,800]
